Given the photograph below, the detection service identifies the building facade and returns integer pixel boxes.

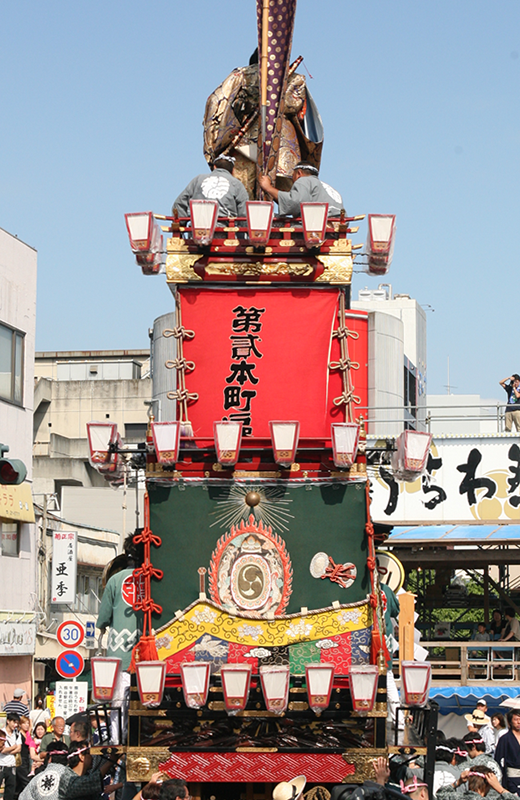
[0,226,37,700]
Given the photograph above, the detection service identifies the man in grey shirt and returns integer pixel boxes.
[259,162,344,217]
[173,155,249,218]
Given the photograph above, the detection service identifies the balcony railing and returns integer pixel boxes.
[355,402,513,435]
[400,641,520,685]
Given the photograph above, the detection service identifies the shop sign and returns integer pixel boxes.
[0,483,35,523]
[0,622,36,655]
[51,531,77,605]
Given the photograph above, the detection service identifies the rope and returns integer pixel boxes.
[162,326,195,340]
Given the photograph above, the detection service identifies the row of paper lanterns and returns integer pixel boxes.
[91,657,431,715]
[125,208,396,278]
[87,419,432,474]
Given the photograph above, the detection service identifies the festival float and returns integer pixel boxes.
[88,2,437,796]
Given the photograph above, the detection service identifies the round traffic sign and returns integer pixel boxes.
[57,620,85,649]
[55,650,84,679]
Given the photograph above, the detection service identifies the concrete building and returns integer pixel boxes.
[0,226,38,701]
[352,284,427,434]
[425,394,504,435]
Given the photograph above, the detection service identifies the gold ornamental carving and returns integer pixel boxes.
[316,255,353,284]
[165,252,203,282]
[126,748,171,782]
[203,261,314,277]
[342,749,388,783]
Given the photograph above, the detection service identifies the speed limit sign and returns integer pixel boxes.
[57,620,85,649]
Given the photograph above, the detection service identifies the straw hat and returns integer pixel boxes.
[273,777,307,800]
[465,709,491,726]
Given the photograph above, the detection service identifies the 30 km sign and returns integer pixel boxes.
[57,621,85,649]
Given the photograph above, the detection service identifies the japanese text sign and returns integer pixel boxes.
[51,531,77,605]
[54,681,88,718]
[370,435,520,524]
[179,287,368,439]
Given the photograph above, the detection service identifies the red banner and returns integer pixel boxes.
[179,287,367,440]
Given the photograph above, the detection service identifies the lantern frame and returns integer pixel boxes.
[91,657,121,702]
[269,421,300,467]
[180,661,211,709]
[86,422,118,469]
[349,664,379,714]
[125,212,154,252]
[246,201,274,246]
[331,423,361,468]
[151,421,181,466]
[135,661,166,708]
[300,203,329,248]
[401,661,431,707]
[220,663,252,714]
[305,663,335,715]
[190,199,219,246]
[400,430,432,472]
[214,421,243,466]
[259,664,290,715]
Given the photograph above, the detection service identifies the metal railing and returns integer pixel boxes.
[408,641,520,685]
[356,402,511,434]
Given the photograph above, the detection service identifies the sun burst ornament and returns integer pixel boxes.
[210,485,294,532]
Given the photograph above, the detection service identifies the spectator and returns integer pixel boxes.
[16,716,35,795]
[69,719,89,743]
[39,718,69,753]
[465,710,495,755]
[496,709,520,793]
[29,723,46,775]
[492,713,508,746]
[499,375,520,432]
[471,624,491,659]
[28,698,50,733]
[3,690,29,718]
[490,610,504,640]
[499,608,520,644]
[0,713,22,800]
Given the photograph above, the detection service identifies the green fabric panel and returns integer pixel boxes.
[149,481,369,627]
[289,641,321,675]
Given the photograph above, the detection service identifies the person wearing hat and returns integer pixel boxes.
[173,155,249,218]
[272,775,306,800]
[259,163,344,217]
[465,709,495,755]
[3,689,29,718]
[499,375,520,432]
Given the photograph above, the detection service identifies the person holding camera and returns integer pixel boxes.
[499,375,520,432]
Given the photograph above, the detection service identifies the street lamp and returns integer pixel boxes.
[220,663,252,714]
[246,201,274,246]
[305,663,335,715]
[214,421,243,466]
[91,657,121,702]
[259,664,290,715]
[331,423,361,468]
[190,200,218,246]
[301,203,329,247]
[151,421,181,467]
[401,661,431,707]
[349,664,379,714]
[135,661,166,708]
[269,421,300,467]
[180,662,211,709]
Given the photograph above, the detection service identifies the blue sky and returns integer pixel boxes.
[0,0,518,400]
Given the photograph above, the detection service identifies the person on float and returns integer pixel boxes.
[172,155,249,218]
[258,162,344,217]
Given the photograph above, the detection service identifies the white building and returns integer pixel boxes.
[352,284,427,434]
[0,226,37,701]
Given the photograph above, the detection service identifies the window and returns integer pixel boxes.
[0,522,19,557]
[0,323,24,405]
[74,570,103,615]
[124,423,148,440]
[404,357,418,429]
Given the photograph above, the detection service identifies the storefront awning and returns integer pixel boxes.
[388,524,520,544]
[430,685,520,715]
[0,483,35,523]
